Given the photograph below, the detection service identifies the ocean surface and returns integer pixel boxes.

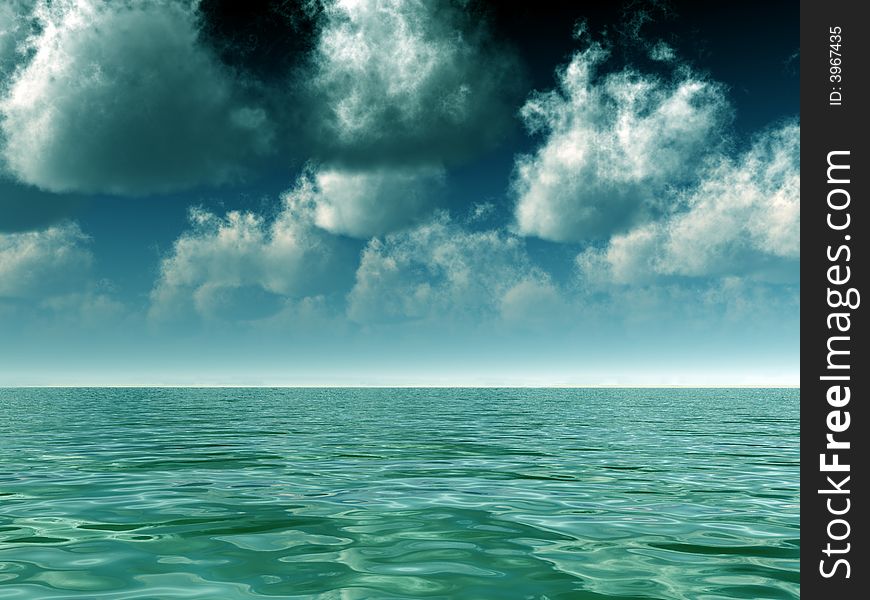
[0,388,799,599]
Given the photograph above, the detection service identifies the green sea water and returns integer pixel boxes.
[0,388,799,599]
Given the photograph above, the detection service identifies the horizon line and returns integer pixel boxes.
[1,384,801,389]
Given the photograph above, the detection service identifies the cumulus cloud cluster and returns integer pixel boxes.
[509,32,799,302]
[512,42,731,243]
[152,198,565,328]
[348,213,561,325]
[577,121,799,285]
[0,0,516,175]
[1,0,274,195]
[138,0,526,324]
[146,24,799,330]
[1,2,800,346]
[149,177,357,322]
[2,0,519,240]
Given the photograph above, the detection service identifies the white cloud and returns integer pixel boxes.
[513,42,730,242]
[0,222,92,298]
[348,214,558,324]
[1,0,274,195]
[150,177,355,322]
[659,121,800,274]
[308,0,517,166]
[307,165,444,238]
[577,121,800,284]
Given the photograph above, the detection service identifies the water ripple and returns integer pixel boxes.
[0,388,799,599]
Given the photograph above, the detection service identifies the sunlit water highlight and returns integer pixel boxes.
[0,388,798,599]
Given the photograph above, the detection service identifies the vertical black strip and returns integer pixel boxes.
[801,0,868,595]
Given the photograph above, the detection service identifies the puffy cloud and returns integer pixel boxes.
[512,42,730,242]
[1,0,274,195]
[659,122,799,273]
[306,165,444,238]
[150,177,357,322]
[0,222,92,298]
[577,121,800,285]
[347,214,558,324]
[307,0,518,167]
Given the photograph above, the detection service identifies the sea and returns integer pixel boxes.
[0,387,799,599]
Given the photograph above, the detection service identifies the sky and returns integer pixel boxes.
[0,0,799,386]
